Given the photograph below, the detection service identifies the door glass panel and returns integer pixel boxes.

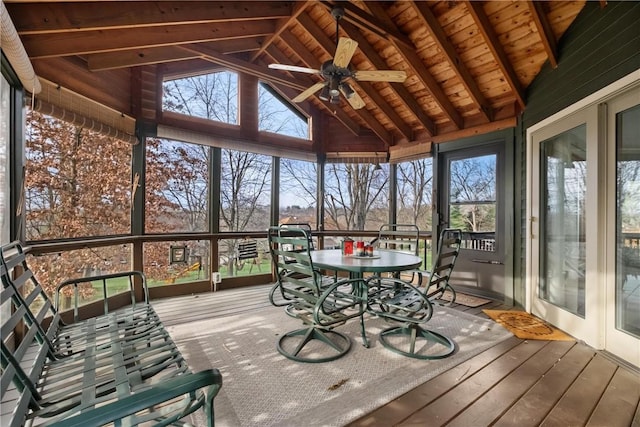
[449,154,496,252]
[539,125,586,317]
[616,104,640,338]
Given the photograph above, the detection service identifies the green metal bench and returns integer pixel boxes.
[1,241,222,426]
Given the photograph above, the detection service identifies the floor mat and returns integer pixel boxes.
[482,309,574,341]
[437,291,491,307]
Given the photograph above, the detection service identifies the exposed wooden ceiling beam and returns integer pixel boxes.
[335,21,418,141]
[161,59,230,81]
[21,20,276,58]
[250,0,311,63]
[528,1,558,69]
[9,1,292,35]
[88,39,263,71]
[278,31,322,73]
[179,43,308,90]
[428,117,517,144]
[363,2,464,131]
[465,1,526,110]
[412,1,493,123]
[318,1,414,51]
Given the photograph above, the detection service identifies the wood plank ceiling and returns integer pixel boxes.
[5,0,587,154]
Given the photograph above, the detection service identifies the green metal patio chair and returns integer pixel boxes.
[268,226,367,363]
[415,228,463,305]
[367,228,462,359]
[370,223,420,281]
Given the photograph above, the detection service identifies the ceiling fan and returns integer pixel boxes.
[268,6,407,109]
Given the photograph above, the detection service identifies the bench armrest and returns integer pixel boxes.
[48,369,223,427]
[55,271,149,321]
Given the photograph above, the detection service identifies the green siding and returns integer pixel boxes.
[513,1,640,307]
[524,1,640,128]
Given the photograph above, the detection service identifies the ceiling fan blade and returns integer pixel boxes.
[293,82,326,103]
[269,63,320,75]
[333,37,358,68]
[353,70,407,82]
[341,88,365,110]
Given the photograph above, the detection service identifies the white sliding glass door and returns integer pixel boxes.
[528,77,640,366]
[605,87,640,366]
[529,106,601,347]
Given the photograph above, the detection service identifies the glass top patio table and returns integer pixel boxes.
[310,249,422,278]
[310,249,422,348]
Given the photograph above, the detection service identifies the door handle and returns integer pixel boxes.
[471,259,503,265]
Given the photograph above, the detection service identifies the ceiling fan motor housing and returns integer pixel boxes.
[320,60,352,80]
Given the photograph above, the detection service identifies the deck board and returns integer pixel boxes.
[397,340,549,426]
[493,342,597,427]
[446,340,576,427]
[541,354,618,426]
[349,336,523,427]
[152,285,640,427]
[587,366,640,427]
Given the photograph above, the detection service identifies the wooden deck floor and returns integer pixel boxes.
[153,284,640,427]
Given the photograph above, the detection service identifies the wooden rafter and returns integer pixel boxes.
[88,47,201,72]
[87,39,263,71]
[412,1,493,122]
[321,1,415,51]
[10,1,292,35]
[338,20,425,139]
[363,2,464,131]
[179,44,307,90]
[464,1,526,110]
[22,20,277,58]
[528,1,558,69]
[250,1,312,63]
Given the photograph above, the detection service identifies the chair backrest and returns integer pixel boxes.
[280,222,315,250]
[1,242,62,360]
[1,244,61,410]
[426,228,462,289]
[268,226,321,298]
[375,224,420,255]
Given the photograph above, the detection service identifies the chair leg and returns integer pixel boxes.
[277,327,351,363]
[379,323,455,360]
[427,284,456,306]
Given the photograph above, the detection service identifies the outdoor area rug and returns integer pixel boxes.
[167,305,513,427]
[482,309,575,341]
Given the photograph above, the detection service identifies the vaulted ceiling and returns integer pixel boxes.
[4,0,587,154]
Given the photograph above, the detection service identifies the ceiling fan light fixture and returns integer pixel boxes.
[319,85,331,101]
[330,95,341,104]
[341,83,355,99]
[329,78,340,97]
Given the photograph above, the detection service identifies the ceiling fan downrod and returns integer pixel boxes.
[331,6,345,47]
